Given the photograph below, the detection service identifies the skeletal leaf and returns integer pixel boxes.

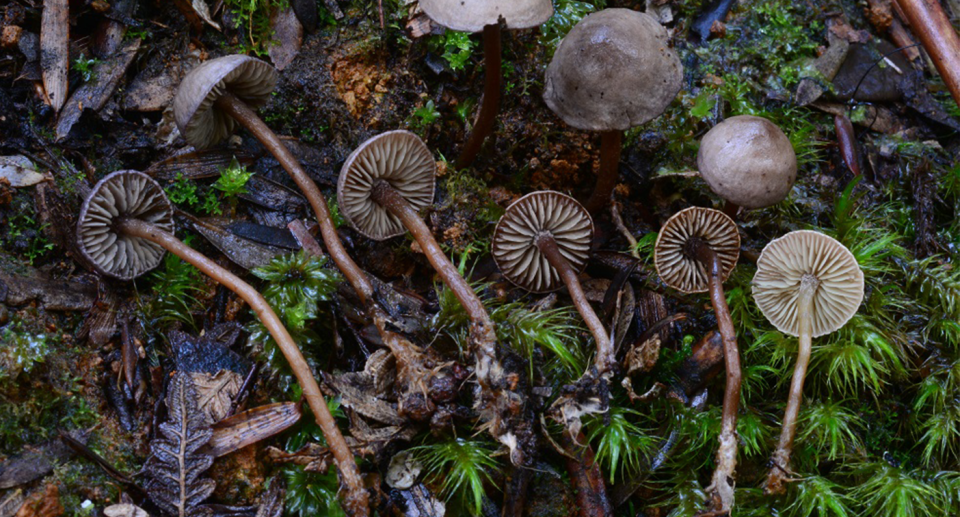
[143,372,215,517]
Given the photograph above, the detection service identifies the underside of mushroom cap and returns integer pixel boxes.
[419,0,553,32]
[543,9,683,131]
[77,170,174,280]
[654,207,740,294]
[697,115,797,209]
[492,191,593,293]
[173,55,277,150]
[753,230,864,337]
[337,130,436,241]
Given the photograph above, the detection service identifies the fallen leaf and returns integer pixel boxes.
[191,370,243,424]
[190,0,222,30]
[40,0,69,112]
[268,7,303,71]
[102,504,149,517]
[15,484,62,517]
[206,402,302,457]
[0,156,46,187]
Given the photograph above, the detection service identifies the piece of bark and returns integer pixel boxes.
[92,0,138,58]
[40,0,69,112]
[185,214,286,270]
[268,7,302,71]
[894,0,960,107]
[145,147,256,181]
[0,440,75,489]
[55,40,140,140]
[0,270,96,311]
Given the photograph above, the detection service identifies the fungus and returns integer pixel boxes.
[753,230,864,495]
[697,115,797,217]
[418,0,553,169]
[77,170,367,515]
[654,207,741,513]
[492,191,614,373]
[543,9,682,213]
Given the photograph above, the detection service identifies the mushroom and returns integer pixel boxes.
[753,230,864,495]
[654,207,741,513]
[418,0,553,169]
[697,115,797,217]
[492,191,613,374]
[337,130,507,415]
[173,55,380,316]
[77,170,368,515]
[543,8,682,213]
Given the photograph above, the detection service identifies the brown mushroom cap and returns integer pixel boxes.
[654,207,741,294]
[337,130,436,240]
[492,191,593,293]
[418,0,553,32]
[697,115,798,209]
[173,55,278,150]
[753,230,864,337]
[543,9,683,131]
[77,170,174,280]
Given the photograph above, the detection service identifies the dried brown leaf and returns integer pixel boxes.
[191,370,242,425]
[206,402,302,458]
[40,0,69,112]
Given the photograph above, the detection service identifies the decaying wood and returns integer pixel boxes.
[40,0,69,112]
[894,0,960,106]
[0,269,96,311]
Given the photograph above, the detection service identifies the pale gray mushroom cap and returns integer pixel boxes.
[654,207,740,294]
[419,0,553,32]
[492,191,593,293]
[753,230,864,338]
[337,130,436,240]
[77,170,174,280]
[173,55,277,150]
[543,9,683,131]
[697,115,798,209]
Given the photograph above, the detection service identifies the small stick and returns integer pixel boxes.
[893,0,960,107]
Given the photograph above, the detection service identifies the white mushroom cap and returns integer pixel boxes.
[753,230,864,337]
[77,170,174,280]
[492,191,593,293]
[337,130,436,240]
[173,55,278,150]
[654,207,741,294]
[419,0,553,32]
[543,9,683,131]
[697,115,798,209]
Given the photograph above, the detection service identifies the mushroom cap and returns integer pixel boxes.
[418,0,553,32]
[492,191,593,293]
[753,230,864,338]
[173,55,278,150]
[697,115,798,209]
[654,207,740,294]
[542,9,683,131]
[337,130,436,241]
[77,170,174,280]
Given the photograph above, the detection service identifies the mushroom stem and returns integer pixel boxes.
[688,239,741,512]
[764,273,819,495]
[369,180,499,379]
[455,23,502,170]
[584,130,622,213]
[535,232,614,373]
[115,218,369,516]
[215,91,376,305]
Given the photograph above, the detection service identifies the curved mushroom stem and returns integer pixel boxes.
[455,23,502,170]
[764,273,819,496]
[584,131,622,214]
[116,218,369,516]
[215,91,376,306]
[369,180,499,382]
[688,239,741,513]
[536,232,614,374]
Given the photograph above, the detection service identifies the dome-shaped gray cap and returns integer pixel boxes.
[77,170,174,280]
[753,230,864,337]
[338,130,436,241]
[173,55,277,149]
[697,115,797,209]
[543,9,683,131]
[419,0,553,32]
[492,191,593,293]
[654,207,740,294]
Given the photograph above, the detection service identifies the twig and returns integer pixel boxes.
[893,0,960,107]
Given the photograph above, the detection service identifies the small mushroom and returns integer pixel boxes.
[697,115,797,217]
[753,230,864,495]
[492,191,613,374]
[543,9,682,213]
[654,207,741,513]
[418,0,553,169]
[173,55,380,317]
[77,170,367,515]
